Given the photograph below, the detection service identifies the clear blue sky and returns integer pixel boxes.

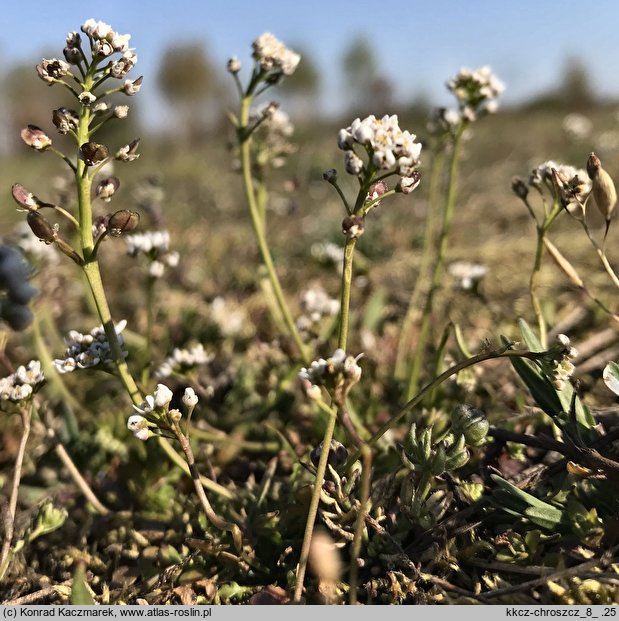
[2,0,618,127]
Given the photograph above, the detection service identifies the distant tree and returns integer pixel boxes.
[341,36,394,116]
[157,42,222,141]
[558,57,596,109]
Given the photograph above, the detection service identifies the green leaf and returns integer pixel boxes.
[524,505,565,530]
[518,318,543,351]
[603,362,619,397]
[71,564,95,605]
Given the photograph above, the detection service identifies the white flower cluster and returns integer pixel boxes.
[337,115,422,192]
[528,160,591,213]
[249,104,296,168]
[0,360,44,402]
[296,286,340,334]
[311,242,344,270]
[562,113,592,141]
[252,33,300,76]
[125,230,179,278]
[81,19,132,56]
[211,297,245,337]
[299,349,363,399]
[54,320,128,374]
[447,66,504,120]
[549,334,578,391]
[128,384,197,441]
[154,343,213,379]
[448,261,488,291]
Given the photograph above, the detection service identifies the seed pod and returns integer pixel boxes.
[27,211,57,244]
[107,210,140,236]
[11,184,38,211]
[80,142,109,166]
[21,125,52,150]
[587,152,617,241]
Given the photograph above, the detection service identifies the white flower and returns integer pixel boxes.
[338,115,422,187]
[127,414,150,441]
[252,32,300,76]
[153,384,173,408]
[182,387,198,408]
[448,261,488,290]
[133,394,155,415]
[15,360,44,386]
[447,66,504,116]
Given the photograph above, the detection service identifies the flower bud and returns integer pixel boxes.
[107,210,139,236]
[63,46,82,65]
[27,211,57,244]
[182,387,199,408]
[168,408,182,423]
[153,383,173,408]
[511,176,528,200]
[322,169,338,183]
[227,57,241,74]
[21,125,52,150]
[80,142,109,166]
[451,404,489,447]
[95,177,120,202]
[367,180,388,202]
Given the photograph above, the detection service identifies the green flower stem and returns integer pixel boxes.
[337,237,357,352]
[141,275,156,386]
[529,226,547,348]
[170,420,242,551]
[0,403,32,581]
[238,96,309,364]
[347,343,548,467]
[188,425,280,453]
[406,126,466,401]
[156,436,233,499]
[81,262,141,404]
[293,402,338,603]
[348,444,371,605]
[395,149,445,379]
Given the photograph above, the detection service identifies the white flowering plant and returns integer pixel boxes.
[1,18,619,608]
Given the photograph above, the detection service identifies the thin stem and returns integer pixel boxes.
[349,445,372,605]
[337,237,357,351]
[0,404,32,581]
[582,221,619,289]
[238,95,309,364]
[156,436,233,499]
[406,126,465,401]
[395,149,445,379]
[170,420,242,550]
[49,432,110,515]
[529,226,547,348]
[293,403,338,602]
[49,147,77,173]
